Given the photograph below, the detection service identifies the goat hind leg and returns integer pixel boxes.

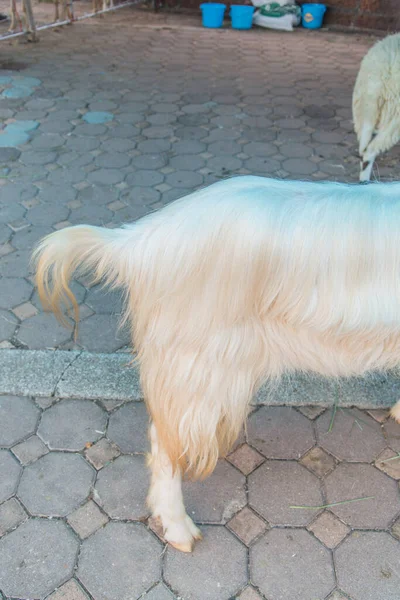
[147,423,202,553]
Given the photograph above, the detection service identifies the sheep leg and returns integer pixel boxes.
[361,121,400,182]
[9,0,17,30]
[54,0,59,21]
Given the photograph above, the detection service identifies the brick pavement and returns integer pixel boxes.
[0,398,400,599]
[1,11,398,352]
[1,10,400,600]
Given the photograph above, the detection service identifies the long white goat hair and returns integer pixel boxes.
[353,33,400,182]
[33,176,400,551]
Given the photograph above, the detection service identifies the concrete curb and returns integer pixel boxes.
[1,349,399,407]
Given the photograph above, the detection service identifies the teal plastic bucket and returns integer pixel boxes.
[230,5,255,29]
[301,3,326,28]
[200,3,227,28]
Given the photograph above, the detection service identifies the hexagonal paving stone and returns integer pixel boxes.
[316,408,386,462]
[251,529,335,600]
[384,418,400,452]
[0,450,21,503]
[77,521,161,600]
[0,497,27,537]
[0,519,78,599]
[95,455,149,519]
[18,452,94,516]
[249,460,323,526]
[335,532,400,600]
[182,460,246,523]
[0,277,33,309]
[247,407,315,459]
[325,463,399,529]
[17,313,73,349]
[77,313,129,352]
[0,396,40,448]
[38,399,107,451]
[0,308,18,341]
[107,402,149,453]
[145,583,175,599]
[84,285,123,314]
[165,526,247,600]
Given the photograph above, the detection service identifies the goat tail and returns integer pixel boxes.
[32,224,130,329]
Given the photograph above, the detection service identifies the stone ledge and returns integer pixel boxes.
[0,349,399,407]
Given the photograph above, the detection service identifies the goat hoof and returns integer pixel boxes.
[390,400,400,424]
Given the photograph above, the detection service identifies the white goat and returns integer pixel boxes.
[33,176,400,552]
[353,33,400,182]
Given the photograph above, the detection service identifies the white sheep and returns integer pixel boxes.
[353,33,400,182]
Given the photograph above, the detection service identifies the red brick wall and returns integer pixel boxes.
[297,0,400,31]
[181,0,400,31]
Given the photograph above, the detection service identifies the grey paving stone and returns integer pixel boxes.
[0,497,27,537]
[95,455,148,519]
[0,308,18,341]
[38,399,107,451]
[18,452,94,516]
[175,126,208,141]
[67,500,108,539]
[243,142,276,157]
[27,201,69,226]
[101,138,137,153]
[107,402,149,453]
[165,170,203,188]
[12,225,53,251]
[169,154,205,170]
[87,168,125,185]
[31,280,85,311]
[244,157,281,175]
[85,438,120,470]
[183,460,246,524]
[66,136,101,152]
[94,152,131,169]
[165,526,247,600]
[325,463,399,529]
[39,120,75,135]
[77,313,129,352]
[126,170,164,187]
[12,435,49,465]
[0,396,40,448]
[0,450,21,503]
[17,313,73,349]
[47,167,87,186]
[131,153,168,170]
[84,285,123,315]
[316,408,386,462]
[249,460,323,526]
[336,531,400,600]
[0,349,76,397]
[248,406,315,459]
[145,583,175,599]
[37,184,77,204]
[77,521,161,600]
[30,133,66,149]
[137,139,171,153]
[120,186,160,207]
[68,203,113,226]
[383,418,400,452]
[172,140,206,155]
[206,156,242,174]
[0,518,78,599]
[0,147,21,162]
[251,529,335,600]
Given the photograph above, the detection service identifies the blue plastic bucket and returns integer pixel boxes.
[230,5,255,29]
[301,3,326,28]
[200,3,226,28]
